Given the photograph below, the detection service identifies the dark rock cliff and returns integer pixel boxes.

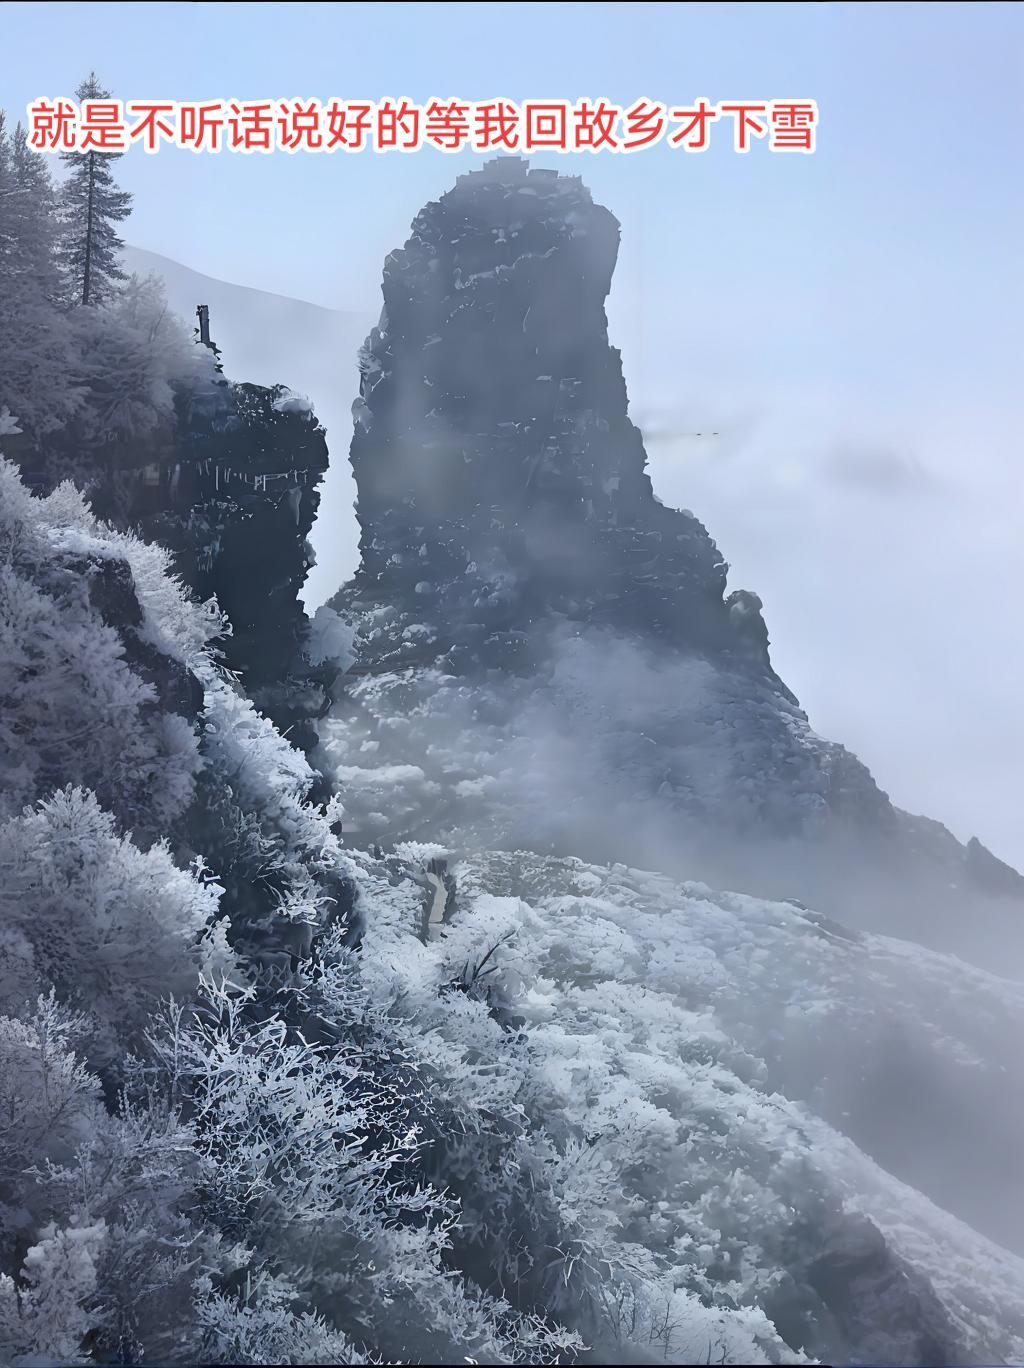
[345,156,779,683]
[143,378,333,760]
[6,357,345,957]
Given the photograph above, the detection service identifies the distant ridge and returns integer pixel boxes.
[121,243,364,397]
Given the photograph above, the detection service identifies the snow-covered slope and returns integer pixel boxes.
[345,839,1024,1364]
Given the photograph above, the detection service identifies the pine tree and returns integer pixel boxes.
[10,121,65,301]
[59,73,132,307]
[0,114,76,434]
[0,110,15,275]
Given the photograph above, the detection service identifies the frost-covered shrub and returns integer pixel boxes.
[0,1217,107,1365]
[0,789,231,1062]
[131,978,582,1366]
[0,559,197,831]
[144,981,431,1237]
[0,996,214,1366]
[0,995,102,1200]
[27,1098,215,1365]
[194,1274,367,1366]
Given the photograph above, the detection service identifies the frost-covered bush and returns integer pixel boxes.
[0,1216,108,1365]
[0,788,231,1062]
[0,995,193,1363]
[0,551,194,832]
[128,978,582,1366]
[194,1276,368,1367]
[0,995,102,1198]
[0,994,214,1366]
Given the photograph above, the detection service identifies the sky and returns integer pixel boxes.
[3,0,1023,867]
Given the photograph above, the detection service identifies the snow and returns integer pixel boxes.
[306,604,357,670]
[3,441,1023,1360]
[345,843,1024,1363]
[394,840,448,864]
[331,763,433,789]
[271,387,315,417]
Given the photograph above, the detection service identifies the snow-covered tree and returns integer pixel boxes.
[0,1215,108,1363]
[69,273,215,447]
[0,994,102,1191]
[0,114,78,436]
[8,119,66,303]
[60,73,132,307]
[0,789,231,1063]
[0,997,217,1365]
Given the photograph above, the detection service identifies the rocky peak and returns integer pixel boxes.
[346,157,774,677]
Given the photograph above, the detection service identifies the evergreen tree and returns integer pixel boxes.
[59,73,132,307]
[0,113,76,434]
[11,121,65,301]
[0,110,16,277]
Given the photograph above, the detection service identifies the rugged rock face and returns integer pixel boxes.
[323,158,1023,970]
[145,378,333,760]
[345,157,777,680]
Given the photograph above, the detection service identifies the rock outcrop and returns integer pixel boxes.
[17,363,335,768]
[322,158,1023,971]
[344,157,778,680]
[150,378,333,760]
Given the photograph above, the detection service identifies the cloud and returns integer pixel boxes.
[823,442,944,495]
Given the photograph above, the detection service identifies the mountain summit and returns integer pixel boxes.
[346,157,770,672]
[323,158,1022,971]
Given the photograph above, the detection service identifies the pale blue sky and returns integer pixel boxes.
[5,1,1020,334]
[4,1,1023,865]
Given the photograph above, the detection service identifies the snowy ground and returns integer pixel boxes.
[347,840,1024,1362]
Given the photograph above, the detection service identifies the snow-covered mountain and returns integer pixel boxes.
[317,158,1024,976]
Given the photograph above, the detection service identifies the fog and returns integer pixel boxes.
[313,610,1024,1259]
